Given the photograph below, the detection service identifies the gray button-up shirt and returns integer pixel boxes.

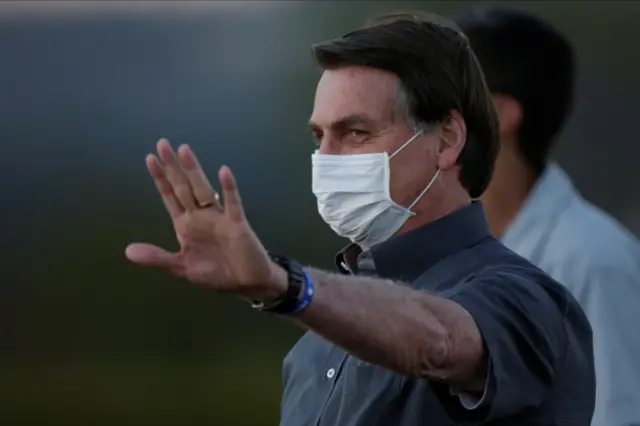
[280,203,595,426]
[502,163,640,426]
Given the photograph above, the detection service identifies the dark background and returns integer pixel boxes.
[1,1,638,425]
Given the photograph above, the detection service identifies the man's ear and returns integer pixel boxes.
[436,110,466,170]
[492,93,523,137]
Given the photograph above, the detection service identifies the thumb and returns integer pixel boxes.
[125,243,181,271]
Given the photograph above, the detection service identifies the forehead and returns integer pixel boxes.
[310,66,400,127]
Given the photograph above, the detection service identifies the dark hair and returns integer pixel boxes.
[453,7,575,175]
[312,12,500,199]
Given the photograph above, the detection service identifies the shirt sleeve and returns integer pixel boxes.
[569,264,640,426]
[430,269,570,422]
[449,361,491,409]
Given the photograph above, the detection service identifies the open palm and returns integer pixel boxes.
[125,139,274,298]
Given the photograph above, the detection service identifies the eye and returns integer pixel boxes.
[310,129,323,144]
[349,129,371,145]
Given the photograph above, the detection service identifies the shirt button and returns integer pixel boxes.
[326,368,336,379]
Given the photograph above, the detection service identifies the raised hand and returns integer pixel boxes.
[125,139,285,301]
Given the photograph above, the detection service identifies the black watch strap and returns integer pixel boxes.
[252,253,305,315]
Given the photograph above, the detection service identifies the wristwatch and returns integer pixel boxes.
[252,253,306,315]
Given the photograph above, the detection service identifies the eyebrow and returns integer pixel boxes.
[308,114,375,131]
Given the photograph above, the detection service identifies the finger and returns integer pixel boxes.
[219,165,246,223]
[146,154,184,218]
[156,139,197,211]
[125,243,182,273]
[177,144,221,210]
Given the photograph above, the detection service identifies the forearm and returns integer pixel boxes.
[295,268,483,383]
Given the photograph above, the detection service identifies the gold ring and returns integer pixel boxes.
[197,193,220,209]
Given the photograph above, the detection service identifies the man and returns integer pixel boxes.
[125,12,595,425]
[454,7,640,426]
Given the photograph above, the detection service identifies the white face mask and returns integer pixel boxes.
[311,129,441,248]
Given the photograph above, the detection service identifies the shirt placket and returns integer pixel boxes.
[315,350,350,426]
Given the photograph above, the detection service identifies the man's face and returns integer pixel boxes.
[308,66,440,207]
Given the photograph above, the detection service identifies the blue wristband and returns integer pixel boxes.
[289,269,315,315]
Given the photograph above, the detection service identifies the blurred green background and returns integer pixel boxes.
[1,1,639,425]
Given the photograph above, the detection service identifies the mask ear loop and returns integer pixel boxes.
[408,168,440,211]
[389,128,425,159]
[388,126,440,211]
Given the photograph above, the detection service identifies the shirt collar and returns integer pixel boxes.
[335,202,492,282]
[502,162,578,249]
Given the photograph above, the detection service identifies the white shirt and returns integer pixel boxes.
[502,162,640,426]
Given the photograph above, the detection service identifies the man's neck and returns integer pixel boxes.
[483,156,540,239]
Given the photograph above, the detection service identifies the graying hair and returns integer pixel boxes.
[395,83,427,132]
